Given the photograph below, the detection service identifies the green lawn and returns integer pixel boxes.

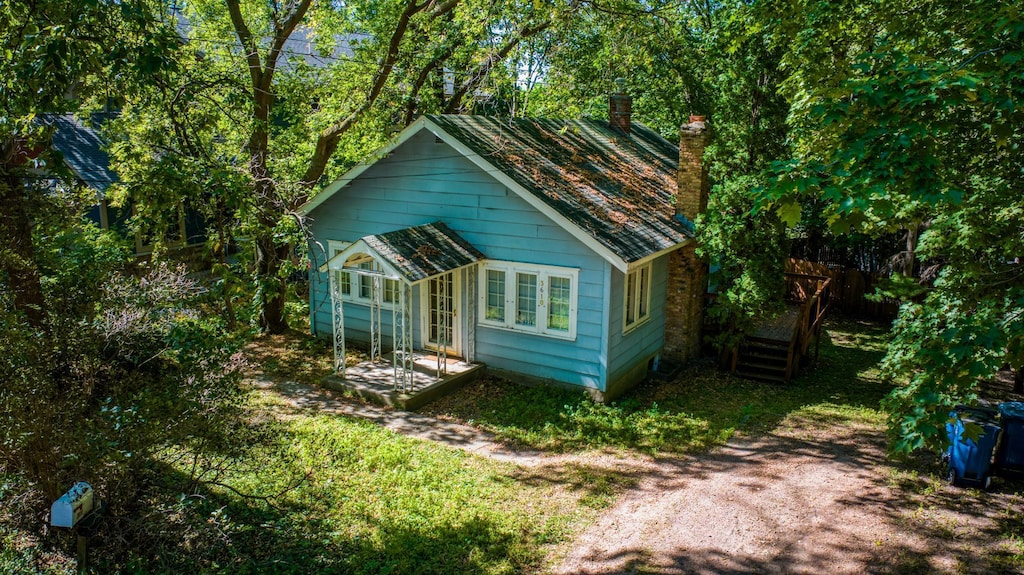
[150,403,590,574]
[421,317,894,454]
[2,392,590,575]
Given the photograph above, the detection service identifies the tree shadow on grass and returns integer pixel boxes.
[86,458,548,575]
[420,316,894,456]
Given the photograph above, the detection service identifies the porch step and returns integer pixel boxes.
[322,360,484,410]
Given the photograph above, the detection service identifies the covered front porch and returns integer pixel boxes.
[320,222,486,407]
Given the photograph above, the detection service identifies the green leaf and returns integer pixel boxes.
[776,201,802,226]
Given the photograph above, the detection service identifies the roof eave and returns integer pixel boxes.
[625,237,696,270]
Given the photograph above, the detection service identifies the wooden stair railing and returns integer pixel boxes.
[732,273,833,383]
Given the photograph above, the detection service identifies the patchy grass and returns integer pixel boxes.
[110,394,589,574]
[421,317,893,454]
[1,387,589,575]
[243,330,338,387]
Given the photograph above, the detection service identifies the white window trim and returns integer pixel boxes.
[477,260,578,340]
[327,240,399,309]
[623,262,652,334]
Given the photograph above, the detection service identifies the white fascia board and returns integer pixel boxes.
[423,120,632,274]
[298,117,432,215]
[625,238,696,271]
[324,238,405,281]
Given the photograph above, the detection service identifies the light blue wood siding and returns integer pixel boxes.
[606,255,669,385]
[308,128,610,390]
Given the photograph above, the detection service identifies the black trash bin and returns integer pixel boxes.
[995,402,1024,477]
[945,405,1001,489]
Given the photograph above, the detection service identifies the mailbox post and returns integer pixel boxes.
[51,482,103,574]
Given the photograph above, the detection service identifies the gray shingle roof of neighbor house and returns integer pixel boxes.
[47,114,118,193]
[426,115,689,265]
[302,114,691,268]
[362,221,486,283]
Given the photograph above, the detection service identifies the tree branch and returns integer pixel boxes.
[444,21,551,114]
[298,0,440,192]
[225,0,262,88]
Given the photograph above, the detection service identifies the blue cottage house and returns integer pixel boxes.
[301,97,710,401]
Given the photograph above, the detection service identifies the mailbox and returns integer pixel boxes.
[51,482,95,528]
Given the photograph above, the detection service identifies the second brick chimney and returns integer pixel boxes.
[677,115,709,222]
[663,115,711,361]
[608,78,632,135]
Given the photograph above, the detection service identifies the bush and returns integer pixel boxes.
[0,244,245,567]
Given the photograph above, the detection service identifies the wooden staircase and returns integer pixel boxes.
[734,338,792,383]
[725,273,832,383]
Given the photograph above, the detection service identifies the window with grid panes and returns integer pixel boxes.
[478,261,578,340]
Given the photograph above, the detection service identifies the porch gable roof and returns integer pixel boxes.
[324,221,485,283]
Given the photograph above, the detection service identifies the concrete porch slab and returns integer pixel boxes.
[322,353,484,410]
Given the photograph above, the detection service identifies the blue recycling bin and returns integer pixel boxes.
[945,405,1001,489]
[995,402,1024,477]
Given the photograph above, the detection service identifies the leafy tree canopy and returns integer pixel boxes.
[109,0,581,332]
[756,0,1024,452]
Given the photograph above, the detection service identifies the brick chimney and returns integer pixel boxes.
[677,115,709,222]
[663,115,710,362]
[608,78,631,135]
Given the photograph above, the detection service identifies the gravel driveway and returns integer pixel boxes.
[548,412,1023,575]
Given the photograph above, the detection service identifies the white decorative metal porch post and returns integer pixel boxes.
[370,274,382,362]
[330,271,346,377]
[392,281,414,393]
[437,274,448,378]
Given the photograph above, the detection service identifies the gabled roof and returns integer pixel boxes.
[47,114,118,194]
[302,114,691,271]
[325,222,485,283]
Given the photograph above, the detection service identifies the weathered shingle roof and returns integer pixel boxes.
[426,115,689,264]
[362,222,485,283]
[48,114,118,193]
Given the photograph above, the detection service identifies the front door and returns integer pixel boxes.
[423,271,461,356]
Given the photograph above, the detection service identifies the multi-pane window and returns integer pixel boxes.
[547,276,571,332]
[624,263,651,332]
[478,261,578,339]
[516,273,537,327]
[485,269,506,322]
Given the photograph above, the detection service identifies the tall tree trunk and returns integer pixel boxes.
[0,165,47,331]
[255,232,290,334]
[902,223,919,277]
[1014,366,1023,395]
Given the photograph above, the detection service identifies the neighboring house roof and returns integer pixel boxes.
[174,10,360,70]
[326,222,486,284]
[302,115,691,272]
[48,114,118,194]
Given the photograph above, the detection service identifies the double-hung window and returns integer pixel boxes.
[328,240,398,306]
[478,261,578,340]
[623,262,651,333]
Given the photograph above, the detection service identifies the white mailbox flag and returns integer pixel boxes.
[51,482,94,528]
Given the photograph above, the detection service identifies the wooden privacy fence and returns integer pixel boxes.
[786,258,900,320]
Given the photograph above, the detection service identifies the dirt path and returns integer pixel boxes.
[254,375,1022,575]
[551,419,920,574]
